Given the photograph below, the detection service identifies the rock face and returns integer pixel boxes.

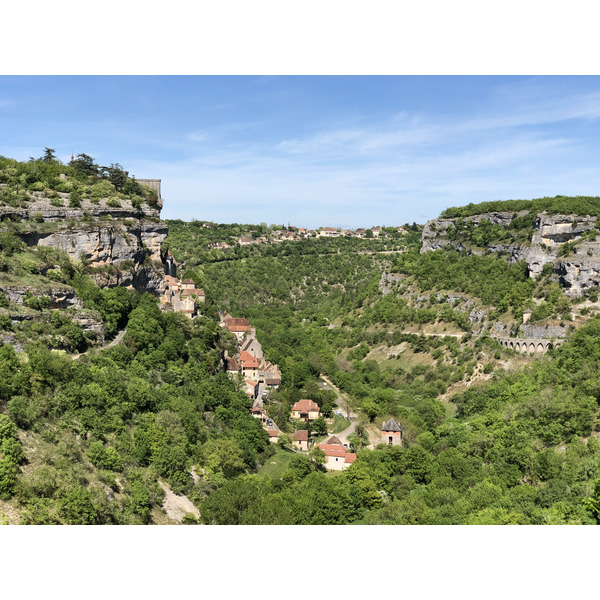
[421,211,600,296]
[0,285,84,309]
[4,196,169,295]
[520,323,568,338]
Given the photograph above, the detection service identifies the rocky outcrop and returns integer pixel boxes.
[421,211,529,254]
[379,272,403,295]
[0,284,84,309]
[6,196,169,295]
[421,210,600,296]
[520,323,568,338]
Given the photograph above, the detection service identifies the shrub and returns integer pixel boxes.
[46,268,62,282]
[21,258,39,274]
[69,189,82,208]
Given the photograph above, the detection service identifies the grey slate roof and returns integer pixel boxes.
[382,418,403,432]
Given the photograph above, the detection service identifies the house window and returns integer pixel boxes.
[389,437,393,444]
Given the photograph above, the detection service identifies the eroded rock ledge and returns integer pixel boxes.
[422,211,600,296]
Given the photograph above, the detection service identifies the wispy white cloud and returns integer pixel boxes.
[186,130,212,143]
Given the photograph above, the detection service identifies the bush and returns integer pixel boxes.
[46,268,62,282]
[0,458,17,499]
[21,258,39,274]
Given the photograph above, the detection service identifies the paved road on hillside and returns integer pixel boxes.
[318,375,379,449]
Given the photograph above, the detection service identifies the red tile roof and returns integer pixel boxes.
[182,288,205,297]
[240,351,259,368]
[292,430,309,441]
[291,399,320,413]
[225,317,251,327]
[183,279,195,284]
[317,443,346,456]
[316,442,355,464]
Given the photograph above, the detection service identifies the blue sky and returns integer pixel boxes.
[2,75,600,228]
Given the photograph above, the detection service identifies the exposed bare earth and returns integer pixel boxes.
[158,481,200,524]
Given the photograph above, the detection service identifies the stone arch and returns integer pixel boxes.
[520,343,528,355]
[529,343,536,355]
[509,341,514,350]
[536,343,544,354]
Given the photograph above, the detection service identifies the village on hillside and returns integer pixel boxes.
[160,275,205,318]
[217,310,406,471]
[157,269,407,472]
[206,224,408,250]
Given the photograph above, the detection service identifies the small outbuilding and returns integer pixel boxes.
[381,418,403,447]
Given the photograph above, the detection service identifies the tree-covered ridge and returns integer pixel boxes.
[164,219,418,266]
[439,195,600,219]
[0,151,158,210]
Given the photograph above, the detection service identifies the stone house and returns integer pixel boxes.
[319,227,340,238]
[266,428,280,443]
[181,279,196,290]
[224,317,252,342]
[381,418,403,446]
[245,378,259,399]
[240,350,260,381]
[292,429,311,452]
[250,406,269,424]
[316,436,357,471]
[291,399,320,422]
[226,356,241,377]
[372,226,381,237]
[240,335,263,360]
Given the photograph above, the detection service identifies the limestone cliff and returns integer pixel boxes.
[421,211,600,296]
[2,194,169,294]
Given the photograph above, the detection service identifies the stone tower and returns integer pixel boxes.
[381,418,403,446]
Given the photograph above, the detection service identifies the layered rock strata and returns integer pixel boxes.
[421,211,600,296]
[3,196,168,294]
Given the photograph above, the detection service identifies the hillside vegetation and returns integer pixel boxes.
[161,221,600,524]
[0,150,159,210]
[3,180,600,524]
[440,195,600,219]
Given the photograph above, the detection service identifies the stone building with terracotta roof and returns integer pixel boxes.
[240,350,260,381]
[292,429,311,452]
[316,436,356,471]
[291,399,321,422]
